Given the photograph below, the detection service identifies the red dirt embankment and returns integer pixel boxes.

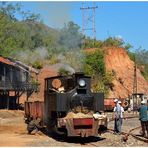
[104,47,148,98]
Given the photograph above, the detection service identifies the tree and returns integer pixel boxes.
[0,2,20,21]
[0,1,53,58]
[124,43,133,51]
[0,2,41,22]
[84,50,105,76]
[135,48,148,80]
[21,10,41,22]
[83,50,114,97]
[103,37,124,47]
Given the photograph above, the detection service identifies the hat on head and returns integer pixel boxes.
[114,99,118,102]
[141,100,145,104]
[118,100,121,104]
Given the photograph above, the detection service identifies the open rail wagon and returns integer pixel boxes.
[24,72,107,137]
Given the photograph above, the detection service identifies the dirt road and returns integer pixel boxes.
[0,110,147,147]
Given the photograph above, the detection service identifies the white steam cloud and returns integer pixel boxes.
[15,47,48,64]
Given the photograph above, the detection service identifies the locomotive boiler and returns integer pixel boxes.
[24,72,107,137]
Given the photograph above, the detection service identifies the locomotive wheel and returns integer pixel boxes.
[47,119,66,136]
[46,119,56,133]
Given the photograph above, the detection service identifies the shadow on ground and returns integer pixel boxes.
[41,128,106,144]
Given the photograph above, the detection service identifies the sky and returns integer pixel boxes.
[1,1,148,51]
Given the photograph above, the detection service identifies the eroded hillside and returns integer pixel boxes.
[104,47,148,98]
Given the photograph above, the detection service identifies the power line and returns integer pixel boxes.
[80,2,98,46]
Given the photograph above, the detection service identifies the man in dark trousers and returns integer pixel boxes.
[138,100,148,138]
[27,117,42,134]
[112,99,122,134]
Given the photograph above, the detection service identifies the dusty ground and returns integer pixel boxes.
[0,110,147,147]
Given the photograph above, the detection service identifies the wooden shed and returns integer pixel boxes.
[0,56,39,109]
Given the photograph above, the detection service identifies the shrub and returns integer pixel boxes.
[83,50,105,75]
[83,49,115,97]
[58,67,70,76]
[32,60,43,69]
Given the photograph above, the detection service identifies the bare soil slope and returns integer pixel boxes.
[104,47,148,98]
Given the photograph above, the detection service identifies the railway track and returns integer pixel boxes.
[107,126,148,143]
[80,115,148,146]
[107,116,148,143]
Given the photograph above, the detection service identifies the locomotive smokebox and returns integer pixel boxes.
[74,72,91,94]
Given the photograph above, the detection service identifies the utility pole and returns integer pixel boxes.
[133,55,137,95]
[132,54,138,113]
[80,2,98,47]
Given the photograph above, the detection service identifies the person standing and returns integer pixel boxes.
[112,99,123,134]
[138,100,148,138]
[118,100,125,129]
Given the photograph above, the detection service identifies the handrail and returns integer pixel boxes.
[0,81,39,91]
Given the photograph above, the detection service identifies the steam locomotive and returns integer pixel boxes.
[24,72,107,137]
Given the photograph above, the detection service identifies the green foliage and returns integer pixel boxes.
[31,79,40,85]
[127,50,135,62]
[32,60,43,69]
[124,43,133,51]
[124,42,134,62]
[84,50,105,75]
[135,48,148,80]
[0,2,41,22]
[82,38,103,49]
[83,50,114,97]
[140,65,148,80]
[102,71,115,87]
[91,71,115,97]
[91,77,105,93]
[58,68,71,76]
[126,48,148,80]
[83,36,125,49]
[49,54,59,65]
[0,2,84,65]
[0,2,20,21]
[0,2,47,57]
[102,37,124,47]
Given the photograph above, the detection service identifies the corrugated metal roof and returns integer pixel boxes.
[0,56,14,66]
[0,56,38,74]
[15,60,39,74]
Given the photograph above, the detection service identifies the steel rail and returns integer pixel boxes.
[107,116,148,143]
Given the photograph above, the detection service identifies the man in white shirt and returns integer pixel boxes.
[112,99,125,134]
[118,100,125,127]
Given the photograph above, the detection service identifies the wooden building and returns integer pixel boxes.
[0,56,39,109]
